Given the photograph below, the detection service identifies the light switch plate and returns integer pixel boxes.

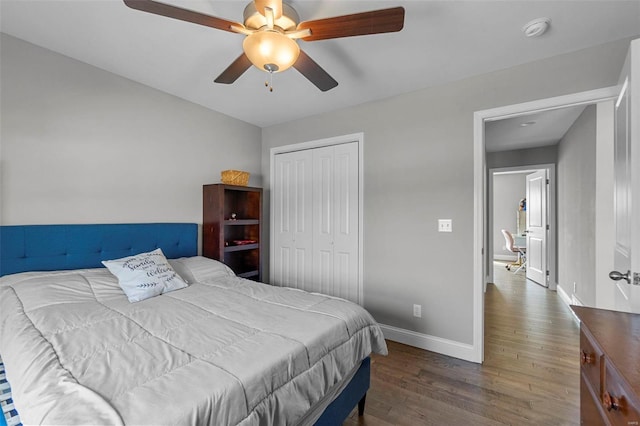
[438,219,452,232]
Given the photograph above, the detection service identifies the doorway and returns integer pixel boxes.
[488,166,555,289]
[471,86,619,363]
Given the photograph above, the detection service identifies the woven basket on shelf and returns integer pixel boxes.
[221,170,250,186]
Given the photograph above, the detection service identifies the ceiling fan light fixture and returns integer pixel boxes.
[243,30,300,73]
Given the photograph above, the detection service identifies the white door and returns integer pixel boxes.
[610,39,640,313]
[272,149,313,289]
[312,143,359,302]
[272,141,360,303]
[526,170,547,286]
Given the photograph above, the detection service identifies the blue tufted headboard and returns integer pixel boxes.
[0,223,198,277]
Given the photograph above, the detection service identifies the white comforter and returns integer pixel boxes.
[0,257,387,425]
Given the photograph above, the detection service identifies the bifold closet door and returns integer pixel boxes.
[272,142,359,303]
[273,149,313,290]
[312,143,359,302]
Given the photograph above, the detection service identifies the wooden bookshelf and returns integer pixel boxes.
[202,184,262,281]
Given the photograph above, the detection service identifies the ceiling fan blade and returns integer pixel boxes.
[214,53,253,84]
[123,0,240,33]
[297,7,405,41]
[293,50,338,92]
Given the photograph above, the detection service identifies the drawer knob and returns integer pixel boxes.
[580,350,594,365]
[603,391,622,411]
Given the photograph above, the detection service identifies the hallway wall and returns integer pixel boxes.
[493,173,527,260]
[557,104,597,306]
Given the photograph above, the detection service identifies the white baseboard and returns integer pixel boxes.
[379,323,477,363]
[556,284,577,307]
[557,284,583,324]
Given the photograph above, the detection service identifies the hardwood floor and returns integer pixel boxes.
[344,262,580,425]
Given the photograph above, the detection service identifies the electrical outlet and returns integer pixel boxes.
[413,304,422,318]
[438,219,452,232]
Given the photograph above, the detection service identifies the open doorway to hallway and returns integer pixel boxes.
[484,98,614,306]
[473,86,619,363]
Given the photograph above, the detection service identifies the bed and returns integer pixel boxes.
[0,223,387,425]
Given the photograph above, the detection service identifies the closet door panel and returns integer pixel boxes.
[334,143,359,251]
[333,143,359,302]
[273,150,313,289]
[277,246,291,286]
[313,146,335,294]
[294,248,308,289]
[334,251,352,300]
[318,248,333,295]
[315,147,334,236]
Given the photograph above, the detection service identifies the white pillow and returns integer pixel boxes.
[102,249,188,303]
[168,256,235,283]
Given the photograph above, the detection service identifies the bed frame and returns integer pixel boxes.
[0,223,369,425]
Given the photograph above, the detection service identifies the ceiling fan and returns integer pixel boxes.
[123,0,405,91]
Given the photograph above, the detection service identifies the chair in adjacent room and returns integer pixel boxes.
[501,229,526,273]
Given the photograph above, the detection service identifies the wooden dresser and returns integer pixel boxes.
[571,306,640,426]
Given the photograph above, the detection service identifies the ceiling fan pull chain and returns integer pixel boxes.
[265,70,274,92]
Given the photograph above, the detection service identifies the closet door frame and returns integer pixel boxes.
[270,132,364,305]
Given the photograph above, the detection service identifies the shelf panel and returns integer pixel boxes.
[224,243,259,252]
[224,219,259,225]
[237,270,259,279]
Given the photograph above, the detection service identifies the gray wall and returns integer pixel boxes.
[557,105,597,306]
[493,173,526,259]
[487,145,558,169]
[261,39,629,345]
[1,34,262,229]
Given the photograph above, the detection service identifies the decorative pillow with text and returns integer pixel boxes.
[102,248,188,302]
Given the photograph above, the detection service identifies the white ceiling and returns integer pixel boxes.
[485,104,587,152]
[1,0,639,129]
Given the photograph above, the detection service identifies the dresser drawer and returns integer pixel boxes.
[602,360,640,425]
[580,328,603,394]
[581,375,606,425]
[572,307,640,426]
